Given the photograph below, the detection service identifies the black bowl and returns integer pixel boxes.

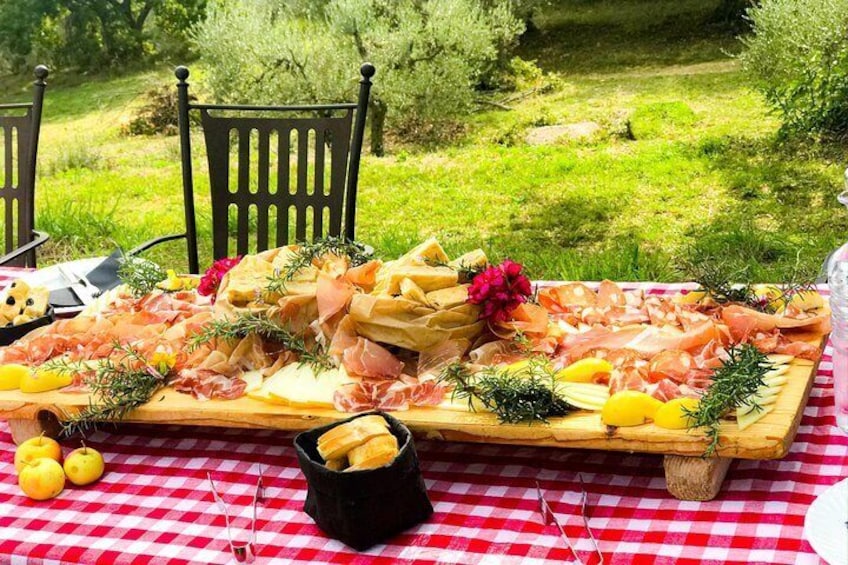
[0,306,55,346]
[294,411,433,551]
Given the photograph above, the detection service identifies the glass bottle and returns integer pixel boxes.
[828,174,848,433]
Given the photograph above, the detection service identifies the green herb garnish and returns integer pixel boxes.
[439,358,574,424]
[424,258,487,283]
[680,254,817,314]
[60,344,167,437]
[188,313,333,371]
[683,344,772,456]
[118,254,167,298]
[266,237,372,294]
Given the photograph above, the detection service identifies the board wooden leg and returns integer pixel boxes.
[663,455,732,501]
[8,411,62,445]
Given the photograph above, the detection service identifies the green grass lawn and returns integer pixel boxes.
[1,0,846,281]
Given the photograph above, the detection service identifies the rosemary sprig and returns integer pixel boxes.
[439,358,574,424]
[118,254,168,298]
[424,258,487,284]
[61,344,167,437]
[680,254,817,314]
[266,237,372,294]
[188,313,333,371]
[683,344,772,456]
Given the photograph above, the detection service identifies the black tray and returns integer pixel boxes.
[0,306,54,346]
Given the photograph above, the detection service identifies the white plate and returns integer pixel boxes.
[804,477,848,565]
[21,257,106,315]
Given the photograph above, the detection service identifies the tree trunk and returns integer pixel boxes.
[370,99,387,157]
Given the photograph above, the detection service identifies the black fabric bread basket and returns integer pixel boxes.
[294,411,433,551]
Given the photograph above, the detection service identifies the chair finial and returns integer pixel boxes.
[359,63,376,82]
[33,65,48,83]
[175,66,190,82]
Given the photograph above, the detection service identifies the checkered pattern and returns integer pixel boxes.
[0,271,843,564]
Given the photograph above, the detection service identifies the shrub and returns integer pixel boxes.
[739,0,848,140]
[194,0,525,155]
[123,86,196,136]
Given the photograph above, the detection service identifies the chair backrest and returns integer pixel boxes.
[0,66,48,267]
[176,64,375,274]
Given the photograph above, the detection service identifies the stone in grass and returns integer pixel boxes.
[525,122,602,146]
[627,101,696,140]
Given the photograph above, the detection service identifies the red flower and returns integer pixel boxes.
[198,256,242,303]
[467,259,532,323]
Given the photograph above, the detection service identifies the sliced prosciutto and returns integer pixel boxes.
[333,380,410,412]
[342,338,404,379]
[171,369,247,401]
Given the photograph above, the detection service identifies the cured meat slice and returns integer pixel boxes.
[648,350,695,383]
[559,326,645,362]
[417,339,469,380]
[171,369,247,400]
[646,379,682,402]
[345,260,381,289]
[494,303,549,337]
[316,271,354,324]
[597,280,626,308]
[722,305,830,341]
[538,283,597,313]
[342,338,404,379]
[333,380,410,412]
[608,367,647,395]
[624,321,724,358]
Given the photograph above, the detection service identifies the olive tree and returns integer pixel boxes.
[194,0,524,155]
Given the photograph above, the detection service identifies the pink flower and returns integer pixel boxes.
[197,256,242,303]
[467,259,532,323]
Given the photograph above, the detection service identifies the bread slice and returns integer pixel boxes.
[345,433,399,471]
[317,415,391,461]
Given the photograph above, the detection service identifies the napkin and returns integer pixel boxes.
[48,249,125,308]
[85,249,124,292]
[48,287,83,308]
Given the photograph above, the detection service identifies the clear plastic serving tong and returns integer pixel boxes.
[536,474,603,565]
[207,466,265,563]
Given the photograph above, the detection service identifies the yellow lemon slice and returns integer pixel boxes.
[556,358,613,383]
[0,364,31,390]
[601,390,664,427]
[19,367,74,393]
[653,397,700,430]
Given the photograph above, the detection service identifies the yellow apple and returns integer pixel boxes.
[63,445,105,486]
[18,458,66,500]
[14,434,62,473]
[0,364,30,390]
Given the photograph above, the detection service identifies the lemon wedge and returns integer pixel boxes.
[654,397,700,430]
[556,358,613,383]
[0,364,30,390]
[19,367,73,393]
[601,391,664,427]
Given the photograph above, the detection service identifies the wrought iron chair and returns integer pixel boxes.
[0,66,49,267]
[131,63,375,274]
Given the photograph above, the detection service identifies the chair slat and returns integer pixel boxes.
[3,126,11,190]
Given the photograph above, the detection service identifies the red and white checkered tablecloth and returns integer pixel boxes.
[0,272,845,565]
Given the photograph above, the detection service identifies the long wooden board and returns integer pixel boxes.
[0,334,826,460]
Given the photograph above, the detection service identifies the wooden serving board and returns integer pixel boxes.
[0,333,827,501]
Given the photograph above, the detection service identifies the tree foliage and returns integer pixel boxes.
[0,0,206,70]
[739,0,848,140]
[194,0,525,155]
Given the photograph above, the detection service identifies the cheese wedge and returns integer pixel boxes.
[262,363,355,409]
[241,369,264,394]
[765,354,794,366]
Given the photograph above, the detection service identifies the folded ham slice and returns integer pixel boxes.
[342,338,404,379]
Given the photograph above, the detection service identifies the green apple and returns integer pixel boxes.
[18,458,65,500]
[63,445,105,486]
[14,434,62,473]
